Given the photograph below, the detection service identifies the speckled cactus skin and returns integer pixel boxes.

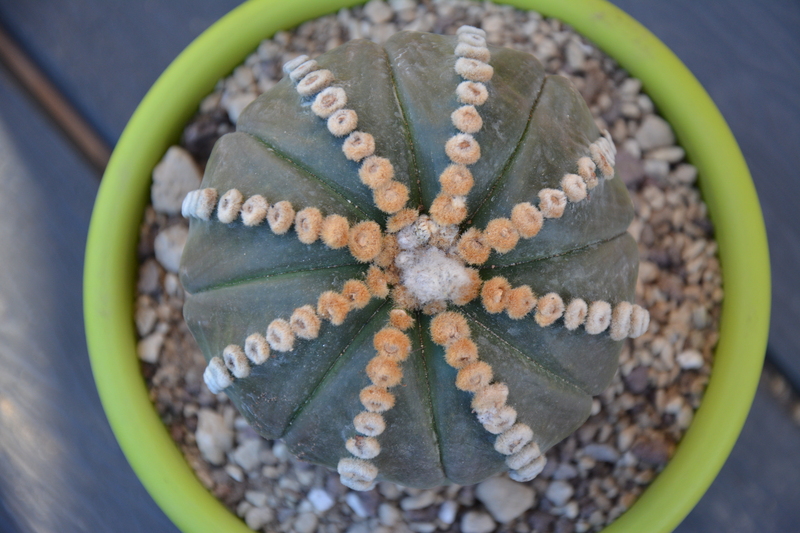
[180,30,638,489]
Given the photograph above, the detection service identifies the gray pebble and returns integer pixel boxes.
[545,481,574,507]
[643,158,670,181]
[232,438,263,471]
[225,463,244,482]
[582,444,620,463]
[245,490,268,508]
[308,488,335,512]
[635,115,675,151]
[154,224,188,273]
[245,506,274,530]
[137,330,164,363]
[196,409,234,465]
[346,492,371,518]
[378,502,401,526]
[476,476,535,523]
[646,146,685,163]
[461,511,496,533]
[294,512,319,533]
[151,146,202,215]
[437,500,458,525]
[400,490,436,510]
[552,463,578,480]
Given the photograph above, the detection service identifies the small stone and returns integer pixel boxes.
[617,425,638,452]
[646,146,685,164]
[482,14,505,34]
[225,463,244,482]
[151,146,202,215]
[677,349,704,369]
[379,502,401,526]
[154,224,188,273]
[643,158,669,181]
[582,444,620,463]
[461,511,496,533]
[137,330,164,363]
[635,115,675,151]
[225,92,257,124]
[346,492,371,518]
[631,436,672,465]
[545,480,574,507]
[620,102,640,119]
[476,476,535,523]
[245,490,268,508]
[294,512,319,533]
[624,365,650,394]
[671,163,698,184]
[437,500,458,525]
[308,488,335,512]
[614,148,645,187]
[245,506,274,530]
[196,409,234,465]
[135,295,158,336]
[232,438,263,471]
[400,490,436,511]
[619,78,642,98]
[552,463,578,480]
[564,40,585,71]
[364,0,393,24]
[137,258,162,295]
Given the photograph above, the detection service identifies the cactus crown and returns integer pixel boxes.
[180,27,648,490]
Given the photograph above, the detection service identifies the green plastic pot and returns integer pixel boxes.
[84,1,770,531]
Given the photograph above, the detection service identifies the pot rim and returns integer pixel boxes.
[84,1,770,532]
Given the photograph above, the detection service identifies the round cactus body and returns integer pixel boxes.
[180,28,647,490]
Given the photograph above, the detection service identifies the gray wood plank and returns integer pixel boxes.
[0,64,178,533]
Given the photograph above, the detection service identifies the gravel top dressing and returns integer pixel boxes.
[135,1,721,531]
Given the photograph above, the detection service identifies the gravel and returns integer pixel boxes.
[138,1,726,532]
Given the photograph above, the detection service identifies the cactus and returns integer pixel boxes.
[180,27,648,491]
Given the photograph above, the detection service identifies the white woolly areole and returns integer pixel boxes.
[397,247,471,305]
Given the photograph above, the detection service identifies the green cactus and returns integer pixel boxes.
[180,27,648,491]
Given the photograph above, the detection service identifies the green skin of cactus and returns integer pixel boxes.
[181,31,637,488]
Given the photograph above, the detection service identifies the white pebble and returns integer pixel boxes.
[244,506,274,530]
[232,438,262,471]
[151,146,202,215]
[545,480,574,507]
[225,463,244,482]
[154,224,188,273]
[196,409,233,465]
[346,492,371,518]
[379,503,401,526]
[400,490,436,510]
[438,500,458,525]
[461,511,496,533]
[476,476,535,523]
[308,488,335,512]
[635,115,675,151]
[136,330,163,363]
[677,349,704,369]
[293,512,319,533]
[244,490,268,508]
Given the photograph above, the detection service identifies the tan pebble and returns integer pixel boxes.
[479,405,517,435]
[389,309,414,331]
[628,304,650,338]
[360,385,396,412]
[217,189,244,224]
[511,202,543,238]
[561,173,588,202]
[266,318,295,352]
[585,301,612,334]
[455,57,493,82]
[296,68,333,96]
[317,291,351,325]
[342,131,376,161]
[203,356,232,394]
[535,292,565,327]
[445,134,481,165]
[457,227,491,265]
[458,32,487,48]
[610,301,633,341]
[290,305,321,340]
[346,436,381,459]
[484,218,519,253]
[445,337,479,369]
[451,105,483,134]
[320,214,349,249]
[366,266,390,298]
[358,156,394,189]
[241,194,269,226]
[327,108,358,137]
[348,221,382,262]
[342,280,372,310]
[472,383,509,413]
[374,181,409,214]
[455,42,490,63]
[481,276,511,314]
[391,285,419,310]
[222,344,250,379]
[311,86,347,118]
[495,423,534,455]
[451,268,483,305]
[374,327,411,361]
[430,194,467,226]
[430,311,470,346]
[267,200,295,234]
[294,207,323,244]
[366,355,403,388]
[506,285,537,319]
[577,157,599,189]
[564,299,588,330]
[456,81,488,106]
[509,455,546,482]
[538,189,567,218]
[386,208,419,233]
[244,333,270,365]
[353,411,386,437]
[505,441,542,470]
[455,361,493,392]
[439,164,474,196]
[289,59,318,82]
